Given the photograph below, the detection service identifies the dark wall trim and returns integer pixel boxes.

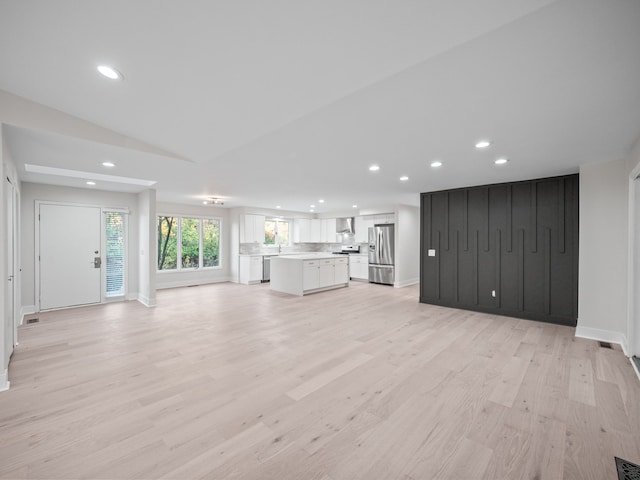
[420,174,579,326]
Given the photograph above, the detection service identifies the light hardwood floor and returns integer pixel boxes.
[1,281,639,479]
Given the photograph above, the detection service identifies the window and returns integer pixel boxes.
[157,215,221,271]
[264,219,290,246]
[105,211,126,297]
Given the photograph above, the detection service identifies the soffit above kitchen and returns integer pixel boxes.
[1,0,639,212]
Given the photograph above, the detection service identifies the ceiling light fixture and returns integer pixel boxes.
[430,161,443,168]
[352,205,358,208]
[400,176,409,181]
[97,65,122,80]
[204,197,225,205]
[369,165,380,172]
[494,158,509,165]
[475,140,491,149]
[276,205,281,209]
[86,181,96,186]
[101,161,115,167]
[318,199,325,203]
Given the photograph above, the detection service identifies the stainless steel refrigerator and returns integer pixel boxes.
[368,224,395,285]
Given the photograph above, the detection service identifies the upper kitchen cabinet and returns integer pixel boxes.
[240,214,266,244]
[293,218,337,243]
[321,218,337,243]
[374,213,395,225]
[293,218,310,242]
[355,214,395,243]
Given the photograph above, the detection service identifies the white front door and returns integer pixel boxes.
[39,204,102,310]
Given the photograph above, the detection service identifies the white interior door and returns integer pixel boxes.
[4,179,15,364]
[39,204,101,310]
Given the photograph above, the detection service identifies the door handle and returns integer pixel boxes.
[7,275,13,282]
[94,257,102,268]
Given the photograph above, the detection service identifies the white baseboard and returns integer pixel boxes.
[395,277,419,288]
[156,277,231,290]
[0,369,9,393]
[20,305,36,326]
[136,294,157,308]
[575,325,629,354]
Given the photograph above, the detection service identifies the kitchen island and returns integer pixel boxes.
[270,253,349,296]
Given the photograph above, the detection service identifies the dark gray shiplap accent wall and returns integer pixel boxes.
[420,174,579,326]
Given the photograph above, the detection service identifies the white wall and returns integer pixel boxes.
[20,183,141,310]
[395,204,420,287]
[137,190,156,306]
[155,202,231,289]
[577,158,629,346]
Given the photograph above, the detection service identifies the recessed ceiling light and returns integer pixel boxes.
[318,199,325,203]
[475,140,491,149]
[86,181,96,186]
[430,161,443,168]
[202,201,208,205]
[276,205,281,209]
[400,176,409,181]
[310,209,315,213]
[352,205,358,208]
[310,205,315,208]
[369,165,380,172]
[101,161,115,167]
[97,65,122,80]
[494,158,509,165]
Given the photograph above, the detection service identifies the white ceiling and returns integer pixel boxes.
[1,0,640,213]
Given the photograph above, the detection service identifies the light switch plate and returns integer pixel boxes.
[428,249,436,257]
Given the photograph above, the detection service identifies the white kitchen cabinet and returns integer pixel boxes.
[355,216,374,243]
[349,255,368,280]
[239,255,263,284]
[334,257,349,283]
[240,214,266,244]
[318,258,335,287]
[321,218,337,243]
[293,218,311,243]
[310,219,321,242]
[270,255,349,296]
[303,260,320,290]
[374,213,395,225]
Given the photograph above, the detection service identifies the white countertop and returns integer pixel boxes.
[271,253,338,261]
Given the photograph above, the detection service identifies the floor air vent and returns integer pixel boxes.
[25,318,39,324]
[599,341,613,349]
[616,457,640,480]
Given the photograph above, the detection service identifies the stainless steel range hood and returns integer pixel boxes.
[336,217,355,234]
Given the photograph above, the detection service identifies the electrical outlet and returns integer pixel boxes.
[491,290,496,297]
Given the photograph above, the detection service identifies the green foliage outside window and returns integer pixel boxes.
[157,215,220,270]
[157,216,177,270]
[264,219,289,246]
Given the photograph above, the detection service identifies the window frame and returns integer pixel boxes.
[156,214,222,272]
[264,217,291,246]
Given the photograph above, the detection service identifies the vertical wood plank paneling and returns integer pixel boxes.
[425,194,432,247]
[454,230,459,302]
[463,190,469,251]
[544,228,551,315]
[474,230,479,305]
[444,192,450,251]
[559,179,566,253]
[531,182,538,253]
[496,229,501,309]
[484,188,490,252]
[518,229,524,312]
[420,174,578,326]
[436,231,441,300]
[506,186,513,253]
